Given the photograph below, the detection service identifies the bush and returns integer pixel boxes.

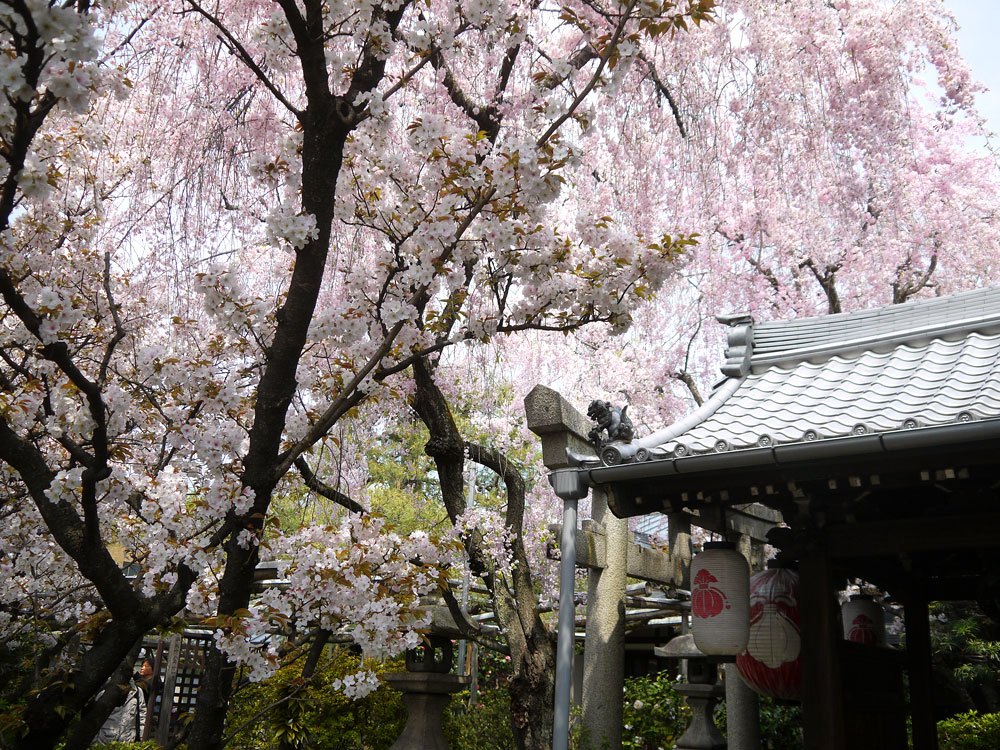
[755,697,802,750]
[715,694,802,750]
[622,672,801,750]
[225,648,406,750]
[937,711,1000,749]
[443,649,515,750]
[621,674,691,750]
[443,687,515,750]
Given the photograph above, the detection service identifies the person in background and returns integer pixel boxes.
[137,652,158,704]
[91,654,147,746]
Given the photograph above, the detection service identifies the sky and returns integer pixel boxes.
[947,0,1000,144]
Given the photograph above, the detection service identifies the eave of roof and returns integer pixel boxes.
[588,417,1000,487]
[582,417,1000,517]
[661,331,1000,455]
[642,286,1000,458]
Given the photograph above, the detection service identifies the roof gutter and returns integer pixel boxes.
[579,417,1000,489]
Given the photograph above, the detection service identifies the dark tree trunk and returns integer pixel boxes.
[509,629,557,750]
[184,2,407,747]
[411,359,556,750]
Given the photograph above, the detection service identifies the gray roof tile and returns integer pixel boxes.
[652,288,1000,457]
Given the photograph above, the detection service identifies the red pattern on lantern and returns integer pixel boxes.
[735,566,802,701]
[691,543,750,655]
[848,614,876,645]
[692,568,731,618]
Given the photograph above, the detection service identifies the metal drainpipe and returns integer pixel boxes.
[552,496,578,750]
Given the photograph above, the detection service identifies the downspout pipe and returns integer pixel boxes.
[549,469,589,750]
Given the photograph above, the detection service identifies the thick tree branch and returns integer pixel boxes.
[800,257,842,314]
[893,251,938,304]
[439,585,511,655]
[638,51,686,138]
[99,252,127,386]
[465,441,525,532]
[672,370,704,406]
[272,321,404,480]
[293,456,364,514]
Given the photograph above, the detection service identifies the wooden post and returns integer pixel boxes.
[141,640,164,741]
[904,585,938,750]
[668,513,693,590]
[156,633,182,747]
[798,539,846,750]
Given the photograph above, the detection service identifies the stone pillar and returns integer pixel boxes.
[724,534,762,750]
[582,487,627,749]
[668,513,693,590]
[724,664,760,750]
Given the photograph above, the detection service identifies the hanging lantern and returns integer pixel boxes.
[691,541,750,656]
[841,594,887,646]
[735,561,801,701]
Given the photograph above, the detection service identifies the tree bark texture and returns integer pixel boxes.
[411,359,556,750]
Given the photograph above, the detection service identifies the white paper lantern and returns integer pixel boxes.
[841,594,887,647]
[736,563,801,700]
[691,541,750,655]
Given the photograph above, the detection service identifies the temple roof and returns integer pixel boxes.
[640,286,1000,459]
[558,286,1000,518]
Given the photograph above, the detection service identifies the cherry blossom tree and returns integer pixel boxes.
[511,0,1000,427]
[0,1,705,749]
[4,1,1000,749]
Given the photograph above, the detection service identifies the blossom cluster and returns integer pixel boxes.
[204,515,458,693]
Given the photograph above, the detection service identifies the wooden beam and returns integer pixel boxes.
[826,513,1000,558]
[799,541,847,750]
[681,503,780,543]
[903,585,938,750]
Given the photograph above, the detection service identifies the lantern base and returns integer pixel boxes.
[674,682,727,750]
[383,672,470,750]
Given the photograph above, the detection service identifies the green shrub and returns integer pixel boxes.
[937,710,1000,750]
[622,672,801,750]
[716,695,802,750]
[756,697,802,750]
[443,687,515,750]
[225,648,406,750]
[443,649,515,750]
[621,674,691,750]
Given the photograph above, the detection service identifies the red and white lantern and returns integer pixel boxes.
[841,594,887,646]
[736,563,801,700]
[691,541,750,656]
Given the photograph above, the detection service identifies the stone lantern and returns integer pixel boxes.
[383,636,470,750]
[655,634,727,750]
